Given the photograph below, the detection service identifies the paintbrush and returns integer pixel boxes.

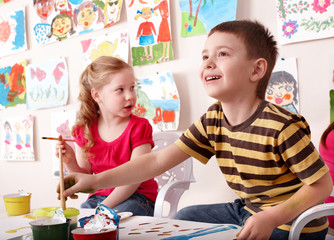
[58,135,66,210]
[42,137,75,142]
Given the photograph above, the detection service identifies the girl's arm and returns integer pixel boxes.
[237,172,333,240]
[100,143,151,208]
[62,143,190,198]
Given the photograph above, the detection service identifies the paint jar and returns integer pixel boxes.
[3,193,31,216]
[30,218,71,240]
[33,207,80,240]
[71,227,118,240]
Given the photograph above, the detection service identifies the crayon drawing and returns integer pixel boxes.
[31,0,123,45]
[0,115,35,161]
[0,8,27,57]
[0,61,26,110]
[26,58,69,110]
[266,58,300,114]
[179,0,237,37]
[81,30,129,68]
[50,110,77,177]
[276,0,334,45]
[133,72,180,132]
[126,0,174,66]
[0,0,12,4]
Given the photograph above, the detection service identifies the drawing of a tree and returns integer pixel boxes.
[193,0,214,27]
[189,0,193,18]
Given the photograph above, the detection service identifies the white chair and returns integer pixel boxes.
[289,188,334,240]
[152,132,196,218]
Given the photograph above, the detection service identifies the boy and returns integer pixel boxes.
[60,20,332,239]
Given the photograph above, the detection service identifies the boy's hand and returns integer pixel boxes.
[236,211,276,240]
[57,173,97,199]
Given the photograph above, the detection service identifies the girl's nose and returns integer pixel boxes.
[204,57,215,69]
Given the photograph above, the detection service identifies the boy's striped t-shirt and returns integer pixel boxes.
[175,100,328,232]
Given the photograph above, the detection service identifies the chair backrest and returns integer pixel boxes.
[153,132,195,191]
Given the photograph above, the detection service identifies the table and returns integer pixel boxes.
[1,209,241,240]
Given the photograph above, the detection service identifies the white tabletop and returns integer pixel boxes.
[1,209,241,240]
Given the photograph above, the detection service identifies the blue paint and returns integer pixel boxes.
[11,10,25,50]
[0,66,11,107]
[160,225,238,240]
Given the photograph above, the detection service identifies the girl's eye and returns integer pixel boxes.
[116,88,123,92]
[130,86,135,90]
[202,55,208,61]
[285,85,292,91]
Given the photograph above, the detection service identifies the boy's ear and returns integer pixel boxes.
[250,58,267,82]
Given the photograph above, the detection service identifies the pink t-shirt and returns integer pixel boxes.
[73,114,158,202]
[319,129,334,228]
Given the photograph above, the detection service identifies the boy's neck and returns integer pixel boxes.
[221,97,262,126]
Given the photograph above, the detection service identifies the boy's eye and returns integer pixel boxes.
[218,51,227,57]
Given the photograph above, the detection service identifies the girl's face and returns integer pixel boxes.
[35,0,55,19]
[142,9,152,20]
[52,16,72,37]
[78,7,96,29]
[266,82,295,106]
[93,69,137,119]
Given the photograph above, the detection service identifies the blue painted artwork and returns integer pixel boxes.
[0,8,27,57]
[179,0,237,37]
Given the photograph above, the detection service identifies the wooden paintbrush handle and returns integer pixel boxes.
[59,136,66,210]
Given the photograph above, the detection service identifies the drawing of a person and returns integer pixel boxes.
[104,0,122,28]
[4,121,12,159]
[14,122,23,160]
[33,0,55,44]
[55,0,73,17]
[22,119,33,158]
[154,0,171,62]
[73,1,104,34]
[266,71,299,114]
[48,13,75,41]
[135,8,157,61]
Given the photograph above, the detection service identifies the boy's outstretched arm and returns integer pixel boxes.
[59,143,190,198]
[237,172,333,240]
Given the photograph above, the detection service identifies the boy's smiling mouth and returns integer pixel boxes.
[205,75,221,81]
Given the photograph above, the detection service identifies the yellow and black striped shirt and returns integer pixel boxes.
[175,100,328,233]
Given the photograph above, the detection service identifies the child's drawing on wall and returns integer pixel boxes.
[48,13,76,41]
[127,0,173,66]
[0,61,26,110]
[0,8,27,58]
[0,115,35,161]
[33,0,55,44]
[55,0,73,16]
[135,8,157,61]
[133,72,180,132]
[266,71,299,114]
[73,1,104,34]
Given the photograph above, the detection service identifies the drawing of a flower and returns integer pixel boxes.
[282,20,298,38]
[312,0,331,13]
[187,24,192,32]
[184,22,189,29]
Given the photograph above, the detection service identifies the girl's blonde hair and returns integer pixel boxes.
[73,56,133,156]
[134,7,158,20]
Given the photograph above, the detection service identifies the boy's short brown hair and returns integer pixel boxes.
[209,20,278,99]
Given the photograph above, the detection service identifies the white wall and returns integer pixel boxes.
[0,0,332,213]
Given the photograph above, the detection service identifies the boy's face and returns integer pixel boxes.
[200,32,257,101]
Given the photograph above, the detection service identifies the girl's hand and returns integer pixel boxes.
[55,135,75,164]
[57,172,97,199]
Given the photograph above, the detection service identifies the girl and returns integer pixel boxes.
[135,8,157,61]
[56,56,158,215]
[319,121,334,233]
[73,1,104,34]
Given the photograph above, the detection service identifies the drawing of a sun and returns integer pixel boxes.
[0,15,16,47]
